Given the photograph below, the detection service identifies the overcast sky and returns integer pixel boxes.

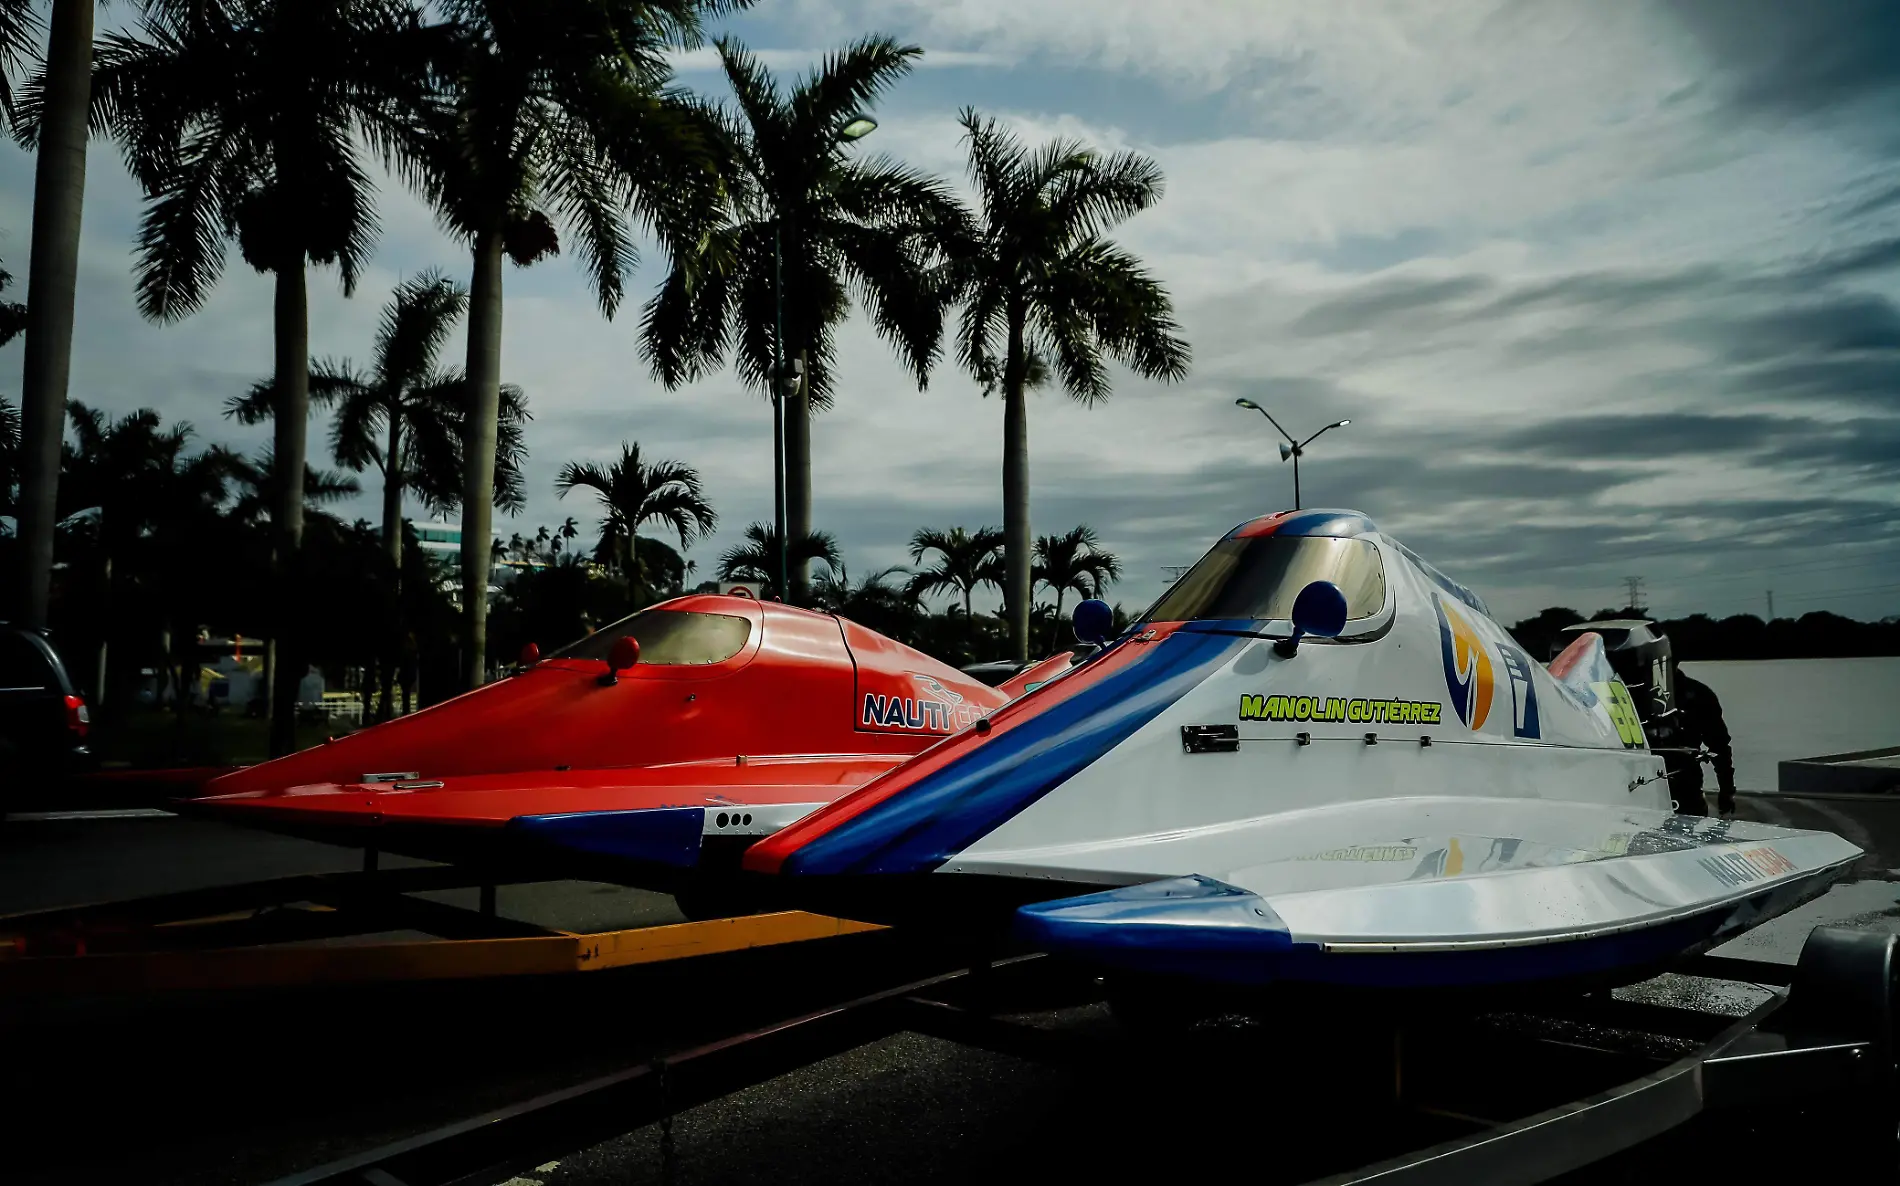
[2,0,1896,625]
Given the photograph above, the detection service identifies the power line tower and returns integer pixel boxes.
[1622,575,1646,615]
[1766,590,1775,621]
[1160,565,1191,586]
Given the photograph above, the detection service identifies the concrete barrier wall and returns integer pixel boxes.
[1780,746,1900,795]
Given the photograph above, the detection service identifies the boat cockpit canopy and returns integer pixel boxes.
[1146,535,1387,624]
[549,608,753,666]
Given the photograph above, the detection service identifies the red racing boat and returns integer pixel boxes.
[183,596,1027,901]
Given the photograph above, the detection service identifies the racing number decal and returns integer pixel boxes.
[1592,680,1646,748]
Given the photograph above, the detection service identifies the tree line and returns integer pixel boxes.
[1510,606,1900,662]
[0,371,1127,726]
[0,0,1190,756]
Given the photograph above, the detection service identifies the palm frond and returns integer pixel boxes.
[792,36,920,134]
[0,0,41,134]
[716,37,786,158]
[1048,147,1165,239]
[375,269,466,391]
[224,378,278,426]
[539,110,634,315]
[132,126,241,321]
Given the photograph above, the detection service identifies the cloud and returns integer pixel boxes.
[666,46,1011,73]
[1290,275,1494,336]
[1660,0,1900,117]
[6,0,1900,633]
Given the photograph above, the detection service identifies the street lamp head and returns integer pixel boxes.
[1235,398,1261,411]
[1279,442,1294,462]
[1335,419,1352,428]
[838,115,879,141]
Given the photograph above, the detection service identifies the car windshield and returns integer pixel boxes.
[1145,536,1386,623]
[548,610,752,666]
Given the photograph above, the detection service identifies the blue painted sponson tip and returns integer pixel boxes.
[1013,875,1298,979]
[509,807,705,868]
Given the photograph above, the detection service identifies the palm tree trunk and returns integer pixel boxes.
[628,525,642,607]
[379,420,403,722]
[11,0,94,628]
[786,349,812,606]
[1002,317,1031,664]
[267,261,310,757]
[459,231,505,688]
[1050,589,1065,653]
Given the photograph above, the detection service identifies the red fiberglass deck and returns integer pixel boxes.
[183,596,1009,882]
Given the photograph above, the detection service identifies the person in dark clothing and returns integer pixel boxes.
[1664,666,1737,817]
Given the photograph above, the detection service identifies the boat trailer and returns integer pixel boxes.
[0,860,879,997]
[260,924,1899,1186]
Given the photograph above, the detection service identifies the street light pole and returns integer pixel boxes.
[1233,399,1351,511]
[772,221,788,600]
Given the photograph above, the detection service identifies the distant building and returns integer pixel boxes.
[410,520,466,561]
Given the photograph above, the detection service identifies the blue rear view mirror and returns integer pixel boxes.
[1072,599,1113,646]
[1274,580,1348,658]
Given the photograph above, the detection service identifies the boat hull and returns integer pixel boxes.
[1010,808,1860,989]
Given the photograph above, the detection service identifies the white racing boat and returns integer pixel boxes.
[746,509,1860,991]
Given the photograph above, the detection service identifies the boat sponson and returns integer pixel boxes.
[1015,833,1861,988]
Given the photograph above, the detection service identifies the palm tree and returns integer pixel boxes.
[1033,525,1121,650]
[8,0,84,630]
[226,270,530,719]
[812,563,919,638]
[945,110,1190,661]
[326,271,464,572]
[59,402,237,707]
[643,36,961,604]
[225,448,361,526]
[716,522,840,599]
[227,273,532,552]
[0,263,22,525]
[0,255,26,347]
[0,395,17,523]
[556,442,716,606]
[906,525,1003,620]
[391,0,730,688]
[90,0,428,753]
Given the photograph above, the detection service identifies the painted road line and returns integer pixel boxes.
[4,808,177,821]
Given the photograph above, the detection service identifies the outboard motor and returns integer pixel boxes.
[1562,620,1680,747]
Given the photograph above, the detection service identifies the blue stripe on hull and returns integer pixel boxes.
[783,630,1252,877]
[1015,871,1838,989]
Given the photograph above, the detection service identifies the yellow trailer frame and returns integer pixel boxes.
[0,864,880,998]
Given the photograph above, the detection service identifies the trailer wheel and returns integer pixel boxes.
[1788,926,1900,1173]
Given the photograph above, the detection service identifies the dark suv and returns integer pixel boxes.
[1,624,92,802]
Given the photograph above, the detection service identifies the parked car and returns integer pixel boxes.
[0,624,92,805]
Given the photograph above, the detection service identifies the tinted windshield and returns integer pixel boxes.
[1145,536,1386,623]
[549,610,752,666]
